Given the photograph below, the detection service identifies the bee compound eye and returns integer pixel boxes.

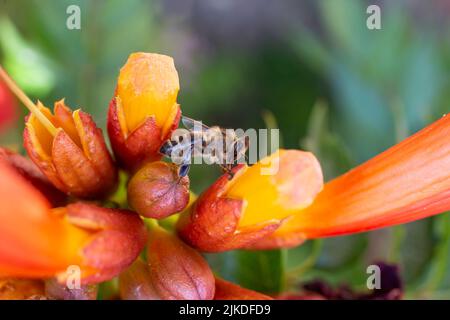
[159,142,172,155]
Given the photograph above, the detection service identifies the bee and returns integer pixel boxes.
[159,116,249,179]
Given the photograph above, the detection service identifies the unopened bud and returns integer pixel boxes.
[128,161,189,219]
[119,259,160,300]
[146,226,215,300]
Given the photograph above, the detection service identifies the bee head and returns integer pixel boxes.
[159,141,173,156]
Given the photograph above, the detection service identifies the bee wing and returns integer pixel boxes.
[233,135,249,162]
[235,135,249,150]
[182,116,210,131]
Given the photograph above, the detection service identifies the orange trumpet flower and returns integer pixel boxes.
[0,66,118,199]
[179,114,450,251]
[0,159,84,277]
[256,113,450,247]
[107,52,181,171]
[23,99,118,199]
[177,150,324,252]
[0,147,67,207]
[0,160,146,284]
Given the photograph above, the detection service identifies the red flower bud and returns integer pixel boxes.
[214,278,272,300]
[24,99,118,198]
[127,161,189,219]
[58,202,148,285]
[107,53,181,171]
[146,226,215,300]
[119,259,160,300]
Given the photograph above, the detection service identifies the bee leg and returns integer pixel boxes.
[178,164,191,177]
[219,163,237,180]
[224,165,235,180]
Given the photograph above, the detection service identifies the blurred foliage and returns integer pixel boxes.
[207,250,286,295]
[1,0,450,299]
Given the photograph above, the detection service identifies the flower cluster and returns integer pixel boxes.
[1,52,450,300]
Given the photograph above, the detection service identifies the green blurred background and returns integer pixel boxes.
[1,0,450,299]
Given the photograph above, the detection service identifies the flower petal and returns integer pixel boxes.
[0,161,86,277]
[214,278,272,300]
[177,150,323,251]
[0,147,66,206]
[277,114,450,240]
[107,52,182,171]
[62,202,147,285]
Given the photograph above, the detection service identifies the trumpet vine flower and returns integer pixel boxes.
[107,52,181,171]
[0,147,67,207]
[24,99,118,199]
[1,52,450,300]
[0,160,146,284]
[261,113,450,247]
[179,114,450,251]
[177,149,324,251]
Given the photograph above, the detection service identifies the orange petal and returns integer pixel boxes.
[227,150,323,227]
[178,165,279,252]
[0,161,86,277]
[177,150,323,252]
[116,52,180,134]
[24,112,66,192]
[52,129,104,197]
[107,96,181,171]
[61,202,147,285]
[214,278,272,300]
[0,163,142,283]
[277,114,450,240]
[24,101,118,198]
[73,110,117,195]
[53,99,81,147]
[108,52,182,171]
[0,147,66,207]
